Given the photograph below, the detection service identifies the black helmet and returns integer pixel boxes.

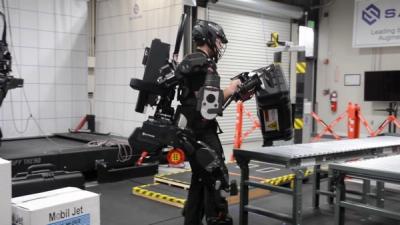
[192,20,228,62]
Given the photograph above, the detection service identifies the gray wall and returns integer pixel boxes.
[316,0,400,136]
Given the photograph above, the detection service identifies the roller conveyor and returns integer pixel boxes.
[233,135,400,225]
[330,154,400,181]
[330,155,400,225]
[234,136,400,168]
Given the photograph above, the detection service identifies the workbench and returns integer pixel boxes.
[233,135,400,225]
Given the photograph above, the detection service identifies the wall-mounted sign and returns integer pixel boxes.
[299,26,314,57]
[353,0,400,48]
[344,74,361,86]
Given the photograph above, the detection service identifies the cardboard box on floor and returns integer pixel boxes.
[0,158,11,225]
[12,187,100,225]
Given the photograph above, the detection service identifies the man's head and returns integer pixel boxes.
[192,20,228,62]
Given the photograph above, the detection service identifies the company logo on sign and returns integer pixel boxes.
[353,0,400,48]
[362,4,380,25]
[362,3,400,26]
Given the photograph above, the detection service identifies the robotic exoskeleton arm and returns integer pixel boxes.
[0,10,23,144]
[0,10,23,107]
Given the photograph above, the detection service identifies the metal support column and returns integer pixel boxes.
[376,181,385,208]
[312,165,321,208]
[362,179,371,204]
[334,173,346,225]
[238,158,250,225]
[293,170,304,225]
[328,171,335,205]
[294,51,306,143]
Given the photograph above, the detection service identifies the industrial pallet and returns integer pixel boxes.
[132,161,312,208]
[132,182,270,208]
[154,161,311,189]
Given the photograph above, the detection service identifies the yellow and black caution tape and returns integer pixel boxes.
[262,174,295,186]
[132,183,186,208]
[296,62,306,74]
[294,118,304,130]
[262,169,313,188]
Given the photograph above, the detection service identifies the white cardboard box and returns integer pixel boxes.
[0,158,11,225]
[12,187,100,225]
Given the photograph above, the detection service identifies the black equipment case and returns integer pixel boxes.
[256,65,293,145]
[12,164,85,197]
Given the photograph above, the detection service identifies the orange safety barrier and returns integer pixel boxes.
[313,102,400,141]
[233,101,244,149]
[371,115,400,136]
[231,101,261,161]
[311,111,346,141]
[357,110,374,136]
[347,102,360,139]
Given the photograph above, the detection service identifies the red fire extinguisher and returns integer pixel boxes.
[330,91,338,112]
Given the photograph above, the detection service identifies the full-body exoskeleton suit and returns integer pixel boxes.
[176,20,235,225]
[129,18,238,225]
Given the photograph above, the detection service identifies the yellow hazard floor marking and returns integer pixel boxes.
[132,183,187,208]
[133,183,270,208]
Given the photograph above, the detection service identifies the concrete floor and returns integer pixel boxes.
[88,139,400,225]
[88,177,400,225]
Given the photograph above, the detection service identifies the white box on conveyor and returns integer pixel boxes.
[0,158,11,225]
[12,187,100,225]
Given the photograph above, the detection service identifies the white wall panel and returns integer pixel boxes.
[0,0,89,138]
[208,7,291,143]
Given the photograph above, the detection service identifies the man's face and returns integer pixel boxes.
[213,37,226,61]
[215,38,223,51]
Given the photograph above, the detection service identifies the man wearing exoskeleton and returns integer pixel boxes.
[129,14,293,225]
[177,20,240,225]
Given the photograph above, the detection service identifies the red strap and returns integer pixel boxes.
[136,151,148,166]
[74,115,87,132]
